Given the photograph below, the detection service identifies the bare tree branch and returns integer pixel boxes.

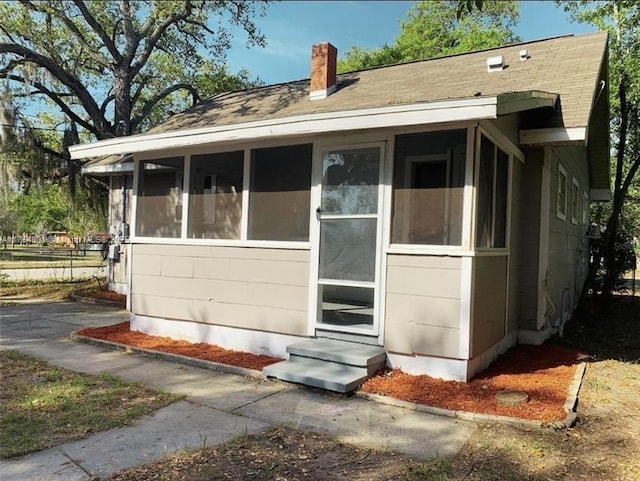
[0,43,112,138]
[18,0,110,67]
[131,82,200,131]
[1,73,95,133]
[100,93,115,116]
[71,0,121,62]
[131,2,194,78]
[119,0,139,61]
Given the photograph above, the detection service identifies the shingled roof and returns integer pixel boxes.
[152,31,607,133]
[76,31,609,188]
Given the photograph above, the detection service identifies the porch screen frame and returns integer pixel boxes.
[473,128,513,252]
[130,140,314,249]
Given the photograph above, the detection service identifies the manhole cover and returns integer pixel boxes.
[495,389,529,406]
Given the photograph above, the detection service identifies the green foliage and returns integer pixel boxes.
[0,0,267,157]
[338,0,519,72]
[558,1,640,294]
[8,182,104,235]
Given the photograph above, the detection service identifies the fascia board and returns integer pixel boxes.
[496,91,558,116]
[69,98,498,159]
[519,127,587,145]
[81,161,134,175]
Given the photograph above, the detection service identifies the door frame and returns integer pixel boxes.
[308,139,388,341]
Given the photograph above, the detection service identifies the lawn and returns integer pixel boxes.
[103,295,640,481]
[0,246,103,269]
[0,278,106,302]
[0,350,178,459]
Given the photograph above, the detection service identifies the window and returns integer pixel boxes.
[248,144,312,241]
[571,178,580,224]
[582,191,589,225]
[136,157,184,238]
[188,151,243,239]
[475,135,509,248]
[557,164,567,221]
[391,129,466,245]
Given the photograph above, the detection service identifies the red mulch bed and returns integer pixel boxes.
[361,344,583,422]
[76,322,282,371]
[78,322,582,422]
[80,289,126,305]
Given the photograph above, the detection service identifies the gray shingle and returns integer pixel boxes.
[149,31,607,134]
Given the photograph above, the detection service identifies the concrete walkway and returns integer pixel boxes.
[0,300,477,480]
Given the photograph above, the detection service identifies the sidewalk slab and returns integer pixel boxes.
[0,401,269,480]
[60,400,268,478]
[234,388,475,459]
[0,449,90,481]
[0,299,478,477]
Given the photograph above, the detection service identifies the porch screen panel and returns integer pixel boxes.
[248,144,312,241]
[391,129,466,245]
[475,136,509,248]
[476,136,495,248]
[188,151,243,239]
[319,218,377,282]
[136,157,184,238]
[494,148,509,248]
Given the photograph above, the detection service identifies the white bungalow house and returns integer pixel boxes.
[72,32,610,391]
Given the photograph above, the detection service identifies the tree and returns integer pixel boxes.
[0,0,267,168]
[338,1,519,72]
[559,1,640,297]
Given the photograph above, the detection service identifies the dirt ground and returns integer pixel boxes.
[104,295,640,481]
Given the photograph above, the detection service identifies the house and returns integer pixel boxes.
[72,32,609,391]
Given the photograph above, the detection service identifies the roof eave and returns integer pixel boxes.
[496,91,558,116]
[69,97,502,160]
[81,161,134,176]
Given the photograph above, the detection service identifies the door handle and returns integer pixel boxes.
[316,207,322,220]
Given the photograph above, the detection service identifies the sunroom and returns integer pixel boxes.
[73,33,611,385]
[120,114,526,382]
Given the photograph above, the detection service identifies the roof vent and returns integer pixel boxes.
[310,42,337,100]
[519,49,529,61]
[486,55,505,72]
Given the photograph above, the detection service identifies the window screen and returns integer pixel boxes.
[188,151,243,239]
[391,129,466,245]
[248,144,312,241]
[475,135,509,248]
[136,157,184,238]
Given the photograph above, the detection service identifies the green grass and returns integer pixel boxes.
[0,246,103,269]
[0,277,114,300]
[0,350,178,458]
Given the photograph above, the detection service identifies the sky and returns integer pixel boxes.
[225,0,596,85]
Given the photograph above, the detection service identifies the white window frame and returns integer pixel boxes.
[131,139,315,249]
[474,128,512,251]
[582,190,589,226]
[556,163,568,221]
[571,177,580,224]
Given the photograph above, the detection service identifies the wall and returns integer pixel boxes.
[472,255,508,356]
[546,145,590,326]
[384,254,462,359]
[131,244,310,336]
[108,175,133,292]
[109,175,133,227]
[509,149,542,330]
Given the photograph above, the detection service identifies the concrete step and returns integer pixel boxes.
[264,338,387,393]
[263,356,372,393]
[286,338,386,374]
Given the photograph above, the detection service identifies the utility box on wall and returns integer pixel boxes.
[108,244,120,261]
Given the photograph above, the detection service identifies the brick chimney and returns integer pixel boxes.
[309,42,337,100]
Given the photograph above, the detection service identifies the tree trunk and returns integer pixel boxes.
[113,68,132,136]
